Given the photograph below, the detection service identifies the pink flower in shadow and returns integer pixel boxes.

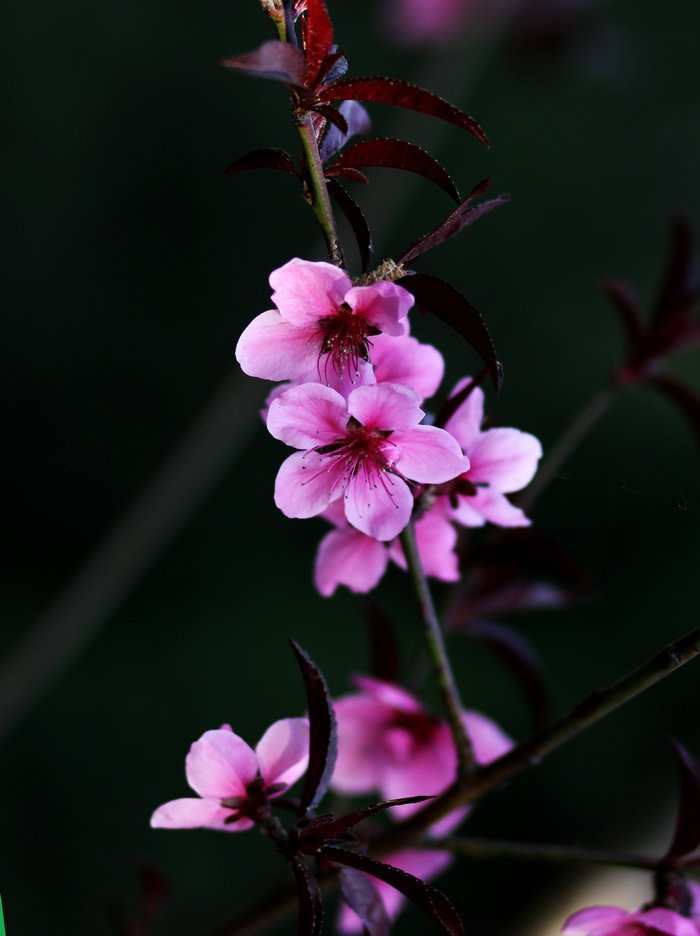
[150,719,309,832]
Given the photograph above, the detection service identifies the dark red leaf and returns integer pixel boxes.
[327,179,373,272]
[324,166,369,184]
[401,273,502,390]
[313,103,348,135]
[319,100,371,163]
[599,276,644,349]
[221,40,307,87]
[320,49,348,85]
[458,620,549,730]
[652,216,699,329]
[321,847,464,936]
[330,138,459,201]
[648,376,700,452]
[303,0,334,87]
[665,740,700,862]
[321,77,488,147]
[291,859,324,936]
[300,797,432,848]
[340,868,390,936]
[224,147,300,178]
[397,184,509,266]
[290,639,338,812]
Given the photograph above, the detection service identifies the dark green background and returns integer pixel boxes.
[2,0,700,933]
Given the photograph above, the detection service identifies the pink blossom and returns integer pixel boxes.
[331,676,512,836]
[338,848,454,933]
[150,719,309,832]
[370,332,445,402]
[235,258,414,392]
[563,902,700,936]
[268,382,469,541]
[437,378,542,528]
[314,501,459,597]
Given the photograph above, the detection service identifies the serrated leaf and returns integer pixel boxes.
[459,620,549,730]
[221,40,307,87]
[290,639,338,813]
[340,868,390,936]
[321,847,465,936]
[303,0,334,87]
[327,179,373,272]
[291,859,324,936]
[313,103,348,135]
[224,147,299,177]
[300,797,432,848]
[599,276,644,349]
[665,740,700,862]
[319,100,371,163]
[649,376,700,452]
[325,166,369,184]
[397,183,509,266]
[321,77,488,147]
[330,138,459,202]
[401,273,501,390]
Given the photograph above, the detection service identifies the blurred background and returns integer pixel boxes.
[2,0,700,932]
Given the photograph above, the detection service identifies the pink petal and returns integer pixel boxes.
[332,695,393,793]
[371,333,445,401]
[314,526,389,596]
[391,425,470,483]
[150,796,231,829]
[235,310,321,382]
[562,906,629,934]
[389,510,459,581]
[344,280,413,336]
[270,258,351,326]
[256,717,310,790]
[638,908,700,936]
[467,427,542,492]
[464,710,513,764]
[347,383,424,431]
[185,728,258,798]
[267,383,348,448]
[274,450,347,519]
[351,676,423,714]
[381,723,456,815]
[344,467,415,540]
[443,380,485,449]
[452,488,531,528]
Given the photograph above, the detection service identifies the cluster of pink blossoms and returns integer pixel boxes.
[236,258,542,592]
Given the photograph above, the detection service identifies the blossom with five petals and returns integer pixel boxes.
[268,382,469,540]
[331,675,512,836]
[235,258,414,393]
[150,719,309,832]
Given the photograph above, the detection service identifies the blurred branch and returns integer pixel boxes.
[424,837,660,870]
[0,371,263,743]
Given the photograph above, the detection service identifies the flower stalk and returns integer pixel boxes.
[398,520,476,780]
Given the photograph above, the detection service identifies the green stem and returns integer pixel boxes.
[398,521,476,779]
[370,626,700,857]
[424,836,660,871]
[295,113,345,266]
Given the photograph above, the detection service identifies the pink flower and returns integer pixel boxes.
[331,676,512,836]
[268,382,469,541]
[313,501,459,597]
[438,378,542,527]
[150,719,309,832]
[370,332,445,403]
[235,258,414,392]
[563,902,700,936]
[338,848,454,933]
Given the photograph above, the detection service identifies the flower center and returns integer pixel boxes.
[315,304,379,381]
